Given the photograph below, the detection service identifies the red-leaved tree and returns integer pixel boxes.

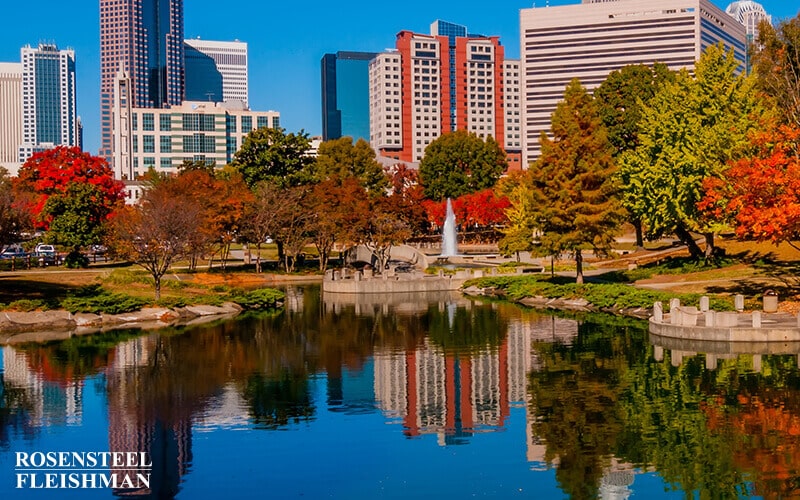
[700,124,800,248]
[15,146,123,229]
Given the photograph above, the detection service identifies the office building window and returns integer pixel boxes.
[142,113,154,131]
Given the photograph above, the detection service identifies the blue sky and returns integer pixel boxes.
[0,0,797,156]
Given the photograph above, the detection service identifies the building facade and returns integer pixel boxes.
[113,92,280,180]
[321,51,377,142]
[369,29,520,167]
[519,0,747,164]
[0,62,22,174]
[100,0,184,166]
[185,39,248,106]
[18,44,78,164]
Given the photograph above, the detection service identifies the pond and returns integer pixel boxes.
[1,285,799,499]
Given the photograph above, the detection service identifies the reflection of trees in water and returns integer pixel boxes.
[528,317,646,500]
[245,373,315,429]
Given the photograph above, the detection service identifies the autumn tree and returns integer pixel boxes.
[498,173,540,261]
[273,186,312,273]
[108,185,202,300]
[0,168,31,249]
[240,181,287,273]
[361,196,412,273]
[752,14,800,127]
[307,178,370,272]
[619,44,769,259]
[15,146,123,227]
[311,137,389,193]
[700,124,800,248]
[386,163,428,237]
[418,130,507,200]
[594,63,674,247]
[232,127,314,189]
[523,78,625,284]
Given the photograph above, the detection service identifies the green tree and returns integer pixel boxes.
[418,130,507,200]
[619,44,768,259]
[312,137,389,193]
[42,182,119,265]
[752,14,800,127]
[524,78,625,284]
[594,63,674,247]
[232,127,313,189]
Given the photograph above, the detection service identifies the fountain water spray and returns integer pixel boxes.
[441,198,458,257]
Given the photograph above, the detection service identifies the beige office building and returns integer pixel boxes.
[520,0,747,164]
[113,69,280,180]
[0,62,22,175]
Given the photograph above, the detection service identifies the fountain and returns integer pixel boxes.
[441,198,458,257]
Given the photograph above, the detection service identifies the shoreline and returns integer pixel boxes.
[461,285,654,320]
[0,302,245,345]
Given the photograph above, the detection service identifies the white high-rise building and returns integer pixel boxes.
[726,1,771,39]
[18,43,78,163]
[184,39,248,107]
[0,62,22,174]
[503,59,522,166]
[519,0,747,164]
[113,67,279,181]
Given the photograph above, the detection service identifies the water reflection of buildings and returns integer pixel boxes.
[373,314,580,446]
[1,345,83,427]
[106,336,192,498]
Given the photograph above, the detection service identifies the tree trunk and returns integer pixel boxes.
[550,255,555,278]
[154,276,161,301]
[704,232,715,262]
[633,219,644,249]
[515,251,520,263]
[255,243,262,273]
[674,225,703,259]
[575,249,584,284]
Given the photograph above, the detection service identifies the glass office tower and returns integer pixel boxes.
[321,51,377,142]
[100,0,184,167]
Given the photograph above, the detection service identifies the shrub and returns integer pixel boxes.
[61,290,148,315]
[230,288,284,309]
[64,251,90,269]
[156,297,188,309]
[5,299,49,312]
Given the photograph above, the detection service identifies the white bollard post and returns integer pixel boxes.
[653,302,663,323]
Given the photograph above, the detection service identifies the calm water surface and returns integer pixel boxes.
[1,285,799,499]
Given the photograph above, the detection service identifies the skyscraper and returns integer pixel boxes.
[18,43,78,164]
[519,0,747,164]
[184,39,248,106]
[369,30,519,166]
[430,20,467,129]
[100,0,184,165]
[321,51,377,142]
[0,62,22,173]
[726,0,772,71]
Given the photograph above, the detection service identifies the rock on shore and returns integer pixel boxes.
[0,302,243,344]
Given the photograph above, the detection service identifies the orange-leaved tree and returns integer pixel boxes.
[700,124,800,249]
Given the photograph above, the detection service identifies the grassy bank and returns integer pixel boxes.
[463,274,735,312]
[0,268,285,314]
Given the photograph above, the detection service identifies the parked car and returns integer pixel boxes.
[34,244,58,265]
[0,244,27,259]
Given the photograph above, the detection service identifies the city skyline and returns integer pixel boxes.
[0,0,796,159]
